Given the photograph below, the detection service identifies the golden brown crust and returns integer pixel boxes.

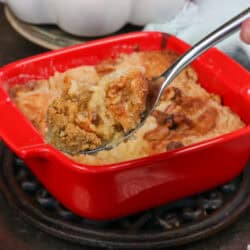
[106,71,148,132]
[45,70,103,154]
[46,93,102,154]
[195,107,218,135]
[140,51,177,79]
[10,50,245,164]
[144,87,220,153]
[95,59,116,76]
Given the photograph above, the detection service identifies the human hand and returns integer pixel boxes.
[240,18,250,44]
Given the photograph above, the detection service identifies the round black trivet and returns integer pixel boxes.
[0,143,250,249]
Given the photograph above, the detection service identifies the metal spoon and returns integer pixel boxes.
[79,7,250,154]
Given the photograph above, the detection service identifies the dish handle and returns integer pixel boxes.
[0,100,44,154]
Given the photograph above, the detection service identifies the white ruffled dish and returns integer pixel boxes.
[0,0,186,36]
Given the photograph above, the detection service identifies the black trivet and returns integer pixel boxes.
[0,143,250,249]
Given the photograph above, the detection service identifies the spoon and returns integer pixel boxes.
[78,7,250,154]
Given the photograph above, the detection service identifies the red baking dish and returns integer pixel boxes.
[0,32,250,220]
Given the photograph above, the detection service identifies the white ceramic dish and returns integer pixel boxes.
[0,0,186,36]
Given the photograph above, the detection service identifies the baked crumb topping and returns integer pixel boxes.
[46,66,148,153]
[10,50,245,165]
[106,71,148,132]
[46,92,102,154]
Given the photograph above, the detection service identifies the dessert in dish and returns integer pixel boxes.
[10,50,245,165]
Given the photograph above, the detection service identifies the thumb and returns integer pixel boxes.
[240,18,250,44]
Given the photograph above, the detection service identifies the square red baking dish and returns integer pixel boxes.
[0,32,250,220]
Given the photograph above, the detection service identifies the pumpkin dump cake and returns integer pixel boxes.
[46,69,148,154]
[10,50,245,165]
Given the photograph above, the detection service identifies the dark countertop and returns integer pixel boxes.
[0,5,45,66]
[0,3,250,250]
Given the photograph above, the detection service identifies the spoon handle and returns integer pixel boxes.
[159,7,250,101]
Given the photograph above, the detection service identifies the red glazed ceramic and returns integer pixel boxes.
[0,32,249,219]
